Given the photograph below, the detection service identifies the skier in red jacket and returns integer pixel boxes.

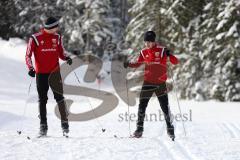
[25,17,72,137]
[124,31,179,140]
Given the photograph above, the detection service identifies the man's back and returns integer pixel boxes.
[26,29,66,73]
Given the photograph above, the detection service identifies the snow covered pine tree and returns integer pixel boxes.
[25,17,72,137]
[124,31,179,140]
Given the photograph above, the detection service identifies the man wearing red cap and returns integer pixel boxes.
[124,31,179,140]
[25,17,72,137]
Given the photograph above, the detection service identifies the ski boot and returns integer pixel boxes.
[132,126,143,138]
[167,125,175,141]
[39,124,48,137]
[61,121,69,138]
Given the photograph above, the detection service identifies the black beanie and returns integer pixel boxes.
[144,31,156,42]
[44,17,59,29]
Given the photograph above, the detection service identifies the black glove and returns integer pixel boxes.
[165,49,171,56]
[28,68,35,77]
[66,57,72,65]
[123,61,129,68]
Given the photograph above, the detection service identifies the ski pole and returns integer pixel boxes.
[125,67,132,137]
[69,65,106,133]
[17,77,33,135]
[169,65,187,136]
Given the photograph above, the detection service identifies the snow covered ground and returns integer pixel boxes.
[0,38,240,160]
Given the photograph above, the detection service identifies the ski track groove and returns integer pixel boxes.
[155,138,177,160]
[218,123,230,139]
[159,124,165,137]
[219,123,235,138]
[152,122,197,160]
[222,123,238,138]
[215,123,240,160]
[3,122,240,160]
[230,123,240,138]
[174,141,202,160]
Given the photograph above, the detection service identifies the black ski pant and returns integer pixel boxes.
[36,71,68,125]
[136,81,172,130]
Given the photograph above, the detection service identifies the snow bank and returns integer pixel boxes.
[0,38,27,62]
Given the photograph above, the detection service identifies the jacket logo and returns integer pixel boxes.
[41,40,44,45]
[41,48,57,52]
[52,39,57,44]
[155,52,160,57]
[52,39,57,48]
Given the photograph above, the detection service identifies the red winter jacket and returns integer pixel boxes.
[25,29,67,73]
[129,44,179,84]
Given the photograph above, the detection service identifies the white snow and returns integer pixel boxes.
[1,38,240,160]
[226,21,238,37]
[0,38,26,62]
[216,32,226,40]
[203,2,212,11]
[217,0,235,19]
[194,81,202,92]
[216,19,228,31]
